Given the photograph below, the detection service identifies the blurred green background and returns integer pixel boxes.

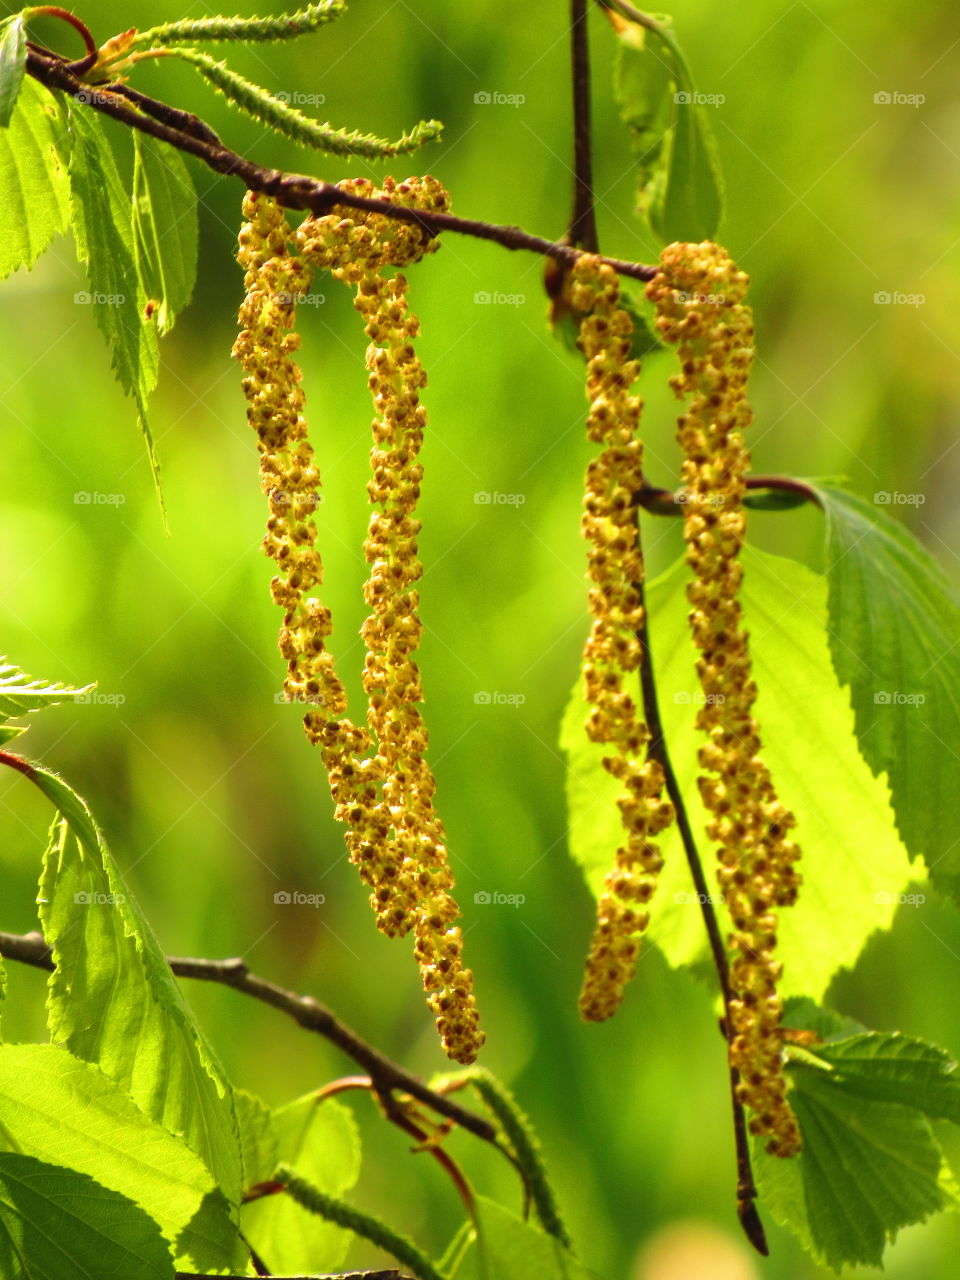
[1,1,959,1277]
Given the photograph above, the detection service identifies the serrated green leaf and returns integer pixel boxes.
[0,1152,173,1280]
[233,1089,278,1188]
[38,815,244,1221]
[813,1033,960,1124]
[812,485,960,894]
[0,15,26,129]
[0,657,94,724]
[0,76,71,279]
[742,487,810,511]
[453,1195,596,1280]
[67,105,165,519]
[241,1092,360,1273]
[0,1043,214,1261]
[132,133,198,335]
[781,996,865,1042]
[562,546,913,1001]
[648,62,724,243]
[755,1048,956,1270]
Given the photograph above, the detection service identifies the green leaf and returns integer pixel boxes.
[453,1196,597,1280]
[754,1035,960,1270]
[561,546,913,1001]
[812,1032,960,1124]
[0,1152,173,1280]
[0,1043,218,1263]
[0,15,26,129]
[812,485,960,894]
[67,105,165,520]
[0,76,71,280]
[170,48,442,157]
[0,657,94,724]
[38,815,244,1217]
[132,133,198,335]
[233,1089,278,1188]
[241,1092,360,1273]
[606,11,723,242]
[131,3,345,48]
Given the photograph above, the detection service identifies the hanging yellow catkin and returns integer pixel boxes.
[648,241,802,1157]
[234,183,483,1065]
[571,255,675,1023]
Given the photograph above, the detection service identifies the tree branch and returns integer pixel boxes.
[0,929,497,1146]
[631,503,768,1256]
[23,46,656,284]
[569,0,598,252]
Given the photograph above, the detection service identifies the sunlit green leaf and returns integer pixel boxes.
[0,657,94,724]
[812,485,960,895]
[562,546,913,1001]
[0,15,26,129]
[241,1092,360,1273]
[0,1152,172,1280]
[754,1032,960,1270]
[0,1043,214,1263]
[132,133,198,335]
[453,1195,596,1280]
[38,816,244,1221]
[0,76,70,279]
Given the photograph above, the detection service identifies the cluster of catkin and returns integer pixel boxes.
[572,246,802,1157]
[648,242,802,1157]
[233,180,483,1065]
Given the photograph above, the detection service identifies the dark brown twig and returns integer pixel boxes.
[22,46,656,283]
[569,0,598,252]
[0,929,497,1146]
[631,505,768,1255]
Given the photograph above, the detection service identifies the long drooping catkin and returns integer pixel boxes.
[649,241,802,1157]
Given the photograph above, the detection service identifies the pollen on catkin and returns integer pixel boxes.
[232,178,482,1064]
[648,241,803,1157]
[571,255,675,1023]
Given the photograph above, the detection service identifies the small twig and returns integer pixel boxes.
[176,1273,408,1279]
[637,474,822,516]
[0,930,497,1146]
[631,504,768,1256]
[22,46,656,284]
[569,0,598,252]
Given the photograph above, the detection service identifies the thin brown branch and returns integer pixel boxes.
[0,929,497,1146]
[637,474,822,516]
[22,46,656,284]
[176,1273,408,1279]
[631,503,768,1256]
[569,0,598,252]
